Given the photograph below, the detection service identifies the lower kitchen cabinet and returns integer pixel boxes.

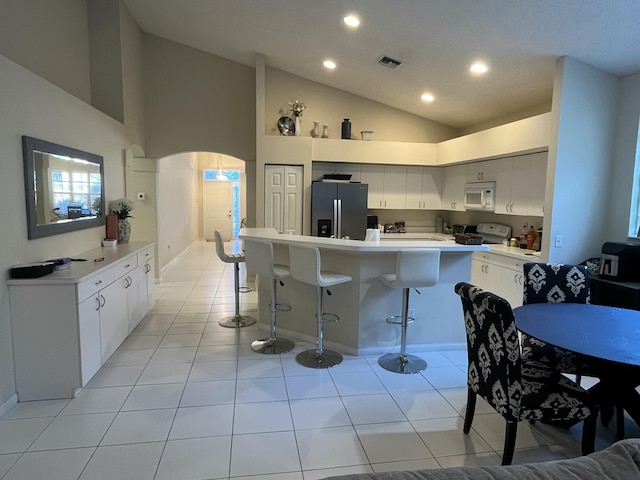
[8,242,155,400]
[471,252,525,307]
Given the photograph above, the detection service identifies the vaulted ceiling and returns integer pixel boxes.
[123,0,640,129]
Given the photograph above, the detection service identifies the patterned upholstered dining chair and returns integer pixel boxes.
[521,263,591,380]
[454,282,598,465]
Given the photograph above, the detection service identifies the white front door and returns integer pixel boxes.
[203,180,234,241]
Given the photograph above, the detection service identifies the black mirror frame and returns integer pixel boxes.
[22,135,106,239]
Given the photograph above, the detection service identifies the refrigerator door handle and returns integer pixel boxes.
[333,199,339,239]
[336,199,342,238]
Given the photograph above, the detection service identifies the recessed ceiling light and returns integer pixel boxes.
[344,15,360,28]
[470,62,488,75]
[421,93,435,102]
[323,60,336,70]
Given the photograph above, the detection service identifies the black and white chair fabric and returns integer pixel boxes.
[455,282,598,465]
[521,263,591,376]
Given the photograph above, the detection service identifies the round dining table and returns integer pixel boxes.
[514,303,640,439]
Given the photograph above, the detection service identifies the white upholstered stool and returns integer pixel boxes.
[289,244,351,368]
[214,230,256,328]
[378,248,440,374]
[244,240,295,354]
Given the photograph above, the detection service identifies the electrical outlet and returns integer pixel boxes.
[555,235,563,247]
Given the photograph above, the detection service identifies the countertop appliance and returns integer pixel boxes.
[451,224,477,235]
[599,242,640,281]
[383,222,406,233]
[464,181,496,211]
[311,182,368,240]
[476,222,512,244]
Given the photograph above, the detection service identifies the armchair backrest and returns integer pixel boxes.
[455,282,522,422]
[523,263,590,305]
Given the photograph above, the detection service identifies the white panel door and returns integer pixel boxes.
[283,166,303,234]
[264,165,303,234]
[203,181,233,241]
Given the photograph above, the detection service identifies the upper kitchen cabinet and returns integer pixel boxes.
[361,165,407,209]
[495,152,548,216]
[441,164,467,211]
[406,166,443,210]
[361,165,385,208]
[467,160,497,182]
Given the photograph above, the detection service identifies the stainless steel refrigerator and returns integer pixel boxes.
[311,182,368,240]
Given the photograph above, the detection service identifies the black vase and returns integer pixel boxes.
[341,119,351,139]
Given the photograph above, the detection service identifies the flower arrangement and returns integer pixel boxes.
[108,198,134,220]
[288,100,307,117]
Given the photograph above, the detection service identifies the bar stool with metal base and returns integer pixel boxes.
[378,248,440,374]
[244,239,295,354]
[289,244,351,368]
[214,230,256,328]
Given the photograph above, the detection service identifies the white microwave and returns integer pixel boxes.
[464,182,495,211]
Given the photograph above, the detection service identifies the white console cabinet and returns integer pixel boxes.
[8,242,155,401]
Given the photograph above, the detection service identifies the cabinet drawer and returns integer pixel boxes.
[113,256,138,279]
[77,270,114,302]
[138,246,154,264]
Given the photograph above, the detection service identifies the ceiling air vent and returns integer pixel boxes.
[377,55,403,69]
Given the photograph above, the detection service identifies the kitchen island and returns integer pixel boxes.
[239,228,489,355]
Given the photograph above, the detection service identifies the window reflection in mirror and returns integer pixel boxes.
[23,136,105,239]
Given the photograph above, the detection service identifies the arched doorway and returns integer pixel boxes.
[155,151,250,272]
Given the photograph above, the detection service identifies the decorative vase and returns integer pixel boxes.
[311,121,320,138]
[294,116,301,136]
[322,124,329,138]
[118,218,131,243]
[341,118,352,139]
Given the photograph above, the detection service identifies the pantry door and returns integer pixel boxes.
[203,181,233,241]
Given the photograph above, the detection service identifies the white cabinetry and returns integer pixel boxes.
[495,152,547,216]
[99,278,129,364]
[441,164,467,211]
[467,160,496,182]
[406,166,443,209]
[8,243,155,400]
[471,252,525,307]
[361,165,385,208]
[362,165,407,209]
[383,166,407,209]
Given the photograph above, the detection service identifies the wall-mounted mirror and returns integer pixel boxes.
[22,136,105,239]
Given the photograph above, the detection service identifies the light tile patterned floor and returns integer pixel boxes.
[0,240,635,479]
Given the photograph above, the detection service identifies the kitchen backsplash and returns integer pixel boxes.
[368,208,542,238]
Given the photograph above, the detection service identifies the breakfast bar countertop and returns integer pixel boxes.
[239,228,485,355]
[239,228,490,253]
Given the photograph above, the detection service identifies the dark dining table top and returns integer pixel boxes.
[514,303,640,368]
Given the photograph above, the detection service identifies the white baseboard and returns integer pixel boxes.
[159,240,199,278]
[0,393,18,417]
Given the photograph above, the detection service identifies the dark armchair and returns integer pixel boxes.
[455,282,598,465]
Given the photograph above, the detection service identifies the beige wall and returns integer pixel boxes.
[142,34,256,161]
[156,153,200,269]
[0,0,92,103]
[0,55,131,408]
[265,67,459,143]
